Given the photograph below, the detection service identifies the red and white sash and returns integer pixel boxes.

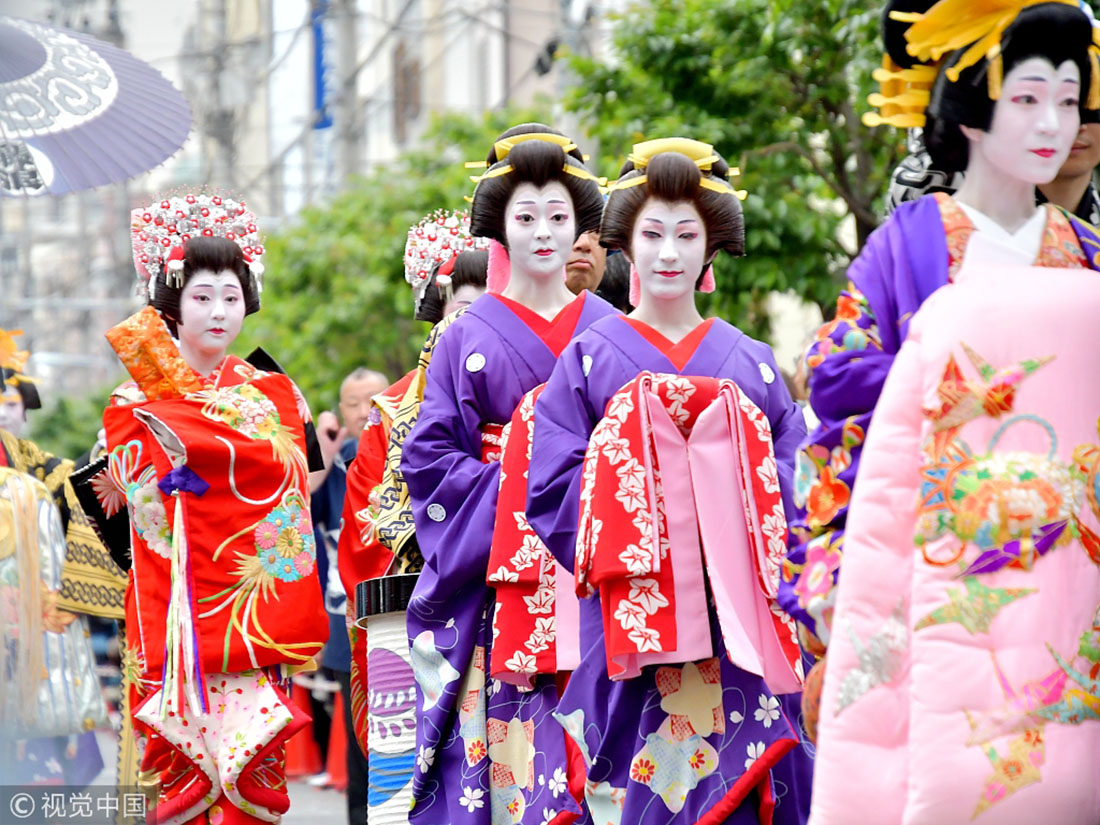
[575,372,802,690]
[486,386,582,687]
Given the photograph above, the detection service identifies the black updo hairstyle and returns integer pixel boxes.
[469,123,604,247]
[415,249,489,324]
[599,148,744,286]
[885,1,1096,173]
[151,236,261,336]
[0,369,40,410]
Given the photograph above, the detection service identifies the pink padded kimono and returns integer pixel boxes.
[810,264,1100,824]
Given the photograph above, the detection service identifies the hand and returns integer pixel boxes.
[316,411,346,467]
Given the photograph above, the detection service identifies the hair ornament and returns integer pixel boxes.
[463,133,579,171]
[469,161,600,187]
[435,273,454,305]
[610,138,743,198]
[404,209,488,310]
[0,329,32,380]
[131,192,263,299]
[0,329,39,405]
[627,138,719,171]
[165,246,186,288]
[727,164,749,201]
[470,164,515,184]
[248,259,265,294]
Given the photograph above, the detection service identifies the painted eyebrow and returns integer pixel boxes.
[1016,76,1079,85]
[189,281,242,289]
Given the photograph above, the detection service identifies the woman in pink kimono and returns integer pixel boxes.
[808,3,1100,823]
[780,0,1100,703]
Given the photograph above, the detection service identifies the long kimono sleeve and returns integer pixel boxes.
[751,341,808,523]
[527,339,597,573]
[401,327,502,584]
[809,324,925,825]
[779,235,899,650]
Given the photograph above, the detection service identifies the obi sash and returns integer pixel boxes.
[486,386,581,687]
[104,309,328,717]
[374,308,467,568]
[576,372,801,691]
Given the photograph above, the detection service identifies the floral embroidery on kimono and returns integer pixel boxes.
[810,266,1100,825]
[103,308,328,824]
[781,193,1098,653]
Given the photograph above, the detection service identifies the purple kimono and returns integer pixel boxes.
[402,290,619,825]
[778,193,1100,650]
[527,315,813,825]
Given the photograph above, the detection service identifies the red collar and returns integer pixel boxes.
[492,291,587,357]
[621,317,715,371]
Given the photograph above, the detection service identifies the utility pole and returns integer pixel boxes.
[206,0,236,187]
[336,0,361,183]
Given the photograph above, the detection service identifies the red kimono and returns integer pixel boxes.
[102,308,328,825]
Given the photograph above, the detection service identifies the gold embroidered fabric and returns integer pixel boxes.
[0,430,124,618]
[105,308,203,401]
[374,308,467,569]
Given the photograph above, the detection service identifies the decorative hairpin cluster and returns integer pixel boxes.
[464,132,602,190]
[607,138,747,200]
[404,210,488,307]
[0,328,38,401]
[865,0,1100,129]
[130,193,265,300]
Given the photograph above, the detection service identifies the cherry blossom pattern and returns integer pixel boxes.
[628,718,718,813]
[459,786,486,813]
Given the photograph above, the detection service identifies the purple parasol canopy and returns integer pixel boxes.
[0,15,192,197]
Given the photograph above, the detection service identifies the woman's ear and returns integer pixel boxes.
[959,124,984,143]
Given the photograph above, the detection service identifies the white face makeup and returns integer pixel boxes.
[0,395,25,436]
[966,57,1082,184]
[177,269,246,365]
[443,283,485,317]
[630,199,708,303]
[504,181,576,281]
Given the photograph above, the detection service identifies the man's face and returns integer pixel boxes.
[0,394,25,437]
[338,374,389,439]
[1057,122,1100,178]
[564,230,608,294]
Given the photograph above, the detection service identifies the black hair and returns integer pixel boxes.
[599,148,744,284]
[469,124,604,247]
[0,370,40,410]
[918,3,1095,172]
[416,249,489,324]
[596,251,633,312]
[151,236,260,336]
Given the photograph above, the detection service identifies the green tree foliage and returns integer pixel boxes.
[235,106,549,412]
[27,387,112,462]
[565,0,900,337]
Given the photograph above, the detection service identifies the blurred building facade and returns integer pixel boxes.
[0,0,590,413]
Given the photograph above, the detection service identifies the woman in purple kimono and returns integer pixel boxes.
[401,124,617,825]
[778,0,1100,723]
[526,140,812,825]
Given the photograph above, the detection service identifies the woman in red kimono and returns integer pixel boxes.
[99,194,328,825]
